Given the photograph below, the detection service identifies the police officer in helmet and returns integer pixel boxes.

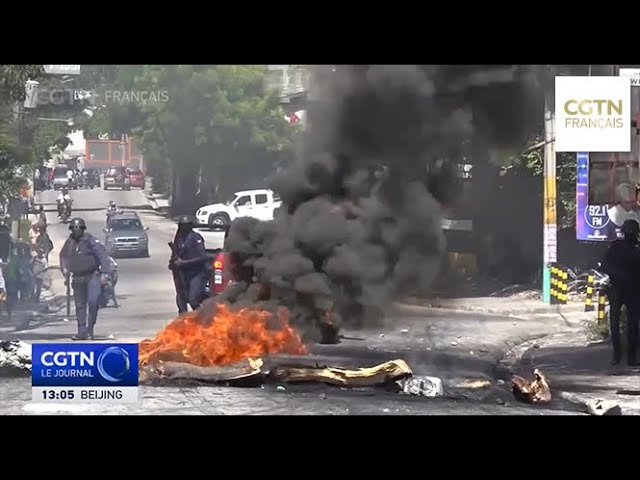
[60,218,112,340]
[602,218,640,366]
[169,215,209,314]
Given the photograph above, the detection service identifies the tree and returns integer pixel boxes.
[84,65,300,214]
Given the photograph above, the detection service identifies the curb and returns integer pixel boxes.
[401,298,587,317]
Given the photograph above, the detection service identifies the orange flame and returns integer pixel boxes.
[139,304,308,367]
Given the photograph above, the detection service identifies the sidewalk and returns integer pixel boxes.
[143,179,170,211]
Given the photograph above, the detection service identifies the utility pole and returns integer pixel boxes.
[542,91,557,304]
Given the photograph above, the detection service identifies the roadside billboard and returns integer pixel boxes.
[576,152,640,241]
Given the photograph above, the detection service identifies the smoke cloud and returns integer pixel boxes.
[215,65,539,340]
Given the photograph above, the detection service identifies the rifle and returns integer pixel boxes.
[65,271,71,318]
[168,241,186,295]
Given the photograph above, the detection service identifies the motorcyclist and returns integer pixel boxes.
[107,201,117,214]
[169,215,209,314]
[59,218,111,340]
[601,218,640,366]
[57,188,72,218]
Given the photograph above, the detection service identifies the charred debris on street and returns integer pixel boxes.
[208,65,545,343]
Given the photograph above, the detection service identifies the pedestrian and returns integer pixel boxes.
[169,215,209,315]
[59,218,112,340]
[31,247,48,302]
[601,219,640,366]
[28,223,40,249]
[35,225,54,262]
[37,205,47,228]
[0,259,6,307]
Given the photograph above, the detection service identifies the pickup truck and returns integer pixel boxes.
[195,189,282,227]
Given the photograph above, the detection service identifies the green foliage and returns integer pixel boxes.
[0,65,45,103]
[84,65,300,206]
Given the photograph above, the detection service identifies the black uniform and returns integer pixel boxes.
[60,219,111,340]
[601,219,640,365]
[170,217,209,315]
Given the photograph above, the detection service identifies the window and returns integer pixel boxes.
[235,195,252,207]
[111,220,143,231]
[255,194,268,205]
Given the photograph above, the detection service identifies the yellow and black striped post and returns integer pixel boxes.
[584,275,595,312]
[596,289,607,324]
[549,265,559,305]
[549,265,568,305]
[558,268,568,305]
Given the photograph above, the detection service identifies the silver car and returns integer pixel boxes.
[104,213,149,258]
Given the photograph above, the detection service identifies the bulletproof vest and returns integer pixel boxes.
[68,235,99,275]
[176,231,207,273]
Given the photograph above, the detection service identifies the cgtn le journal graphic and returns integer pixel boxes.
[555,76,631,153]
[31,343,138,403]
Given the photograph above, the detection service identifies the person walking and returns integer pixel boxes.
[602,219,640,366]
[59,218,111,340]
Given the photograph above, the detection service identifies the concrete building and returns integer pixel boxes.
[266,65,312,128]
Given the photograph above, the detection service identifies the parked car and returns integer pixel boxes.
[104,166,131,190]
[104,212,149,257]
[195,189,282,227]
[52,166,76,190]
[85,168,101,188]
[199,225,230,297]
[126,168,145,189]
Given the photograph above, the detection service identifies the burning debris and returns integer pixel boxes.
[0,340,31,375]
[139,303,307,367]
[215,65,543,341]
[511,368,552,405]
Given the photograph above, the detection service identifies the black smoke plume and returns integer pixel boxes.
[215,65,541,340]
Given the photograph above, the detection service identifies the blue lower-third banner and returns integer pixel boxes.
[32,343,138,403]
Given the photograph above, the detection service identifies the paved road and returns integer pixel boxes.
[0,377,581,415]
[0,187,583,415]
[32,186,180,341]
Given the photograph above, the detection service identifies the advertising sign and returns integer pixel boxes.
[576,152,639,241]
[43,65,81,75]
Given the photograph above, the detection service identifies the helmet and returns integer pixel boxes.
[109,201,116,207]
[621,219,639,237]
[62,187,68,193]
[69,218,86,230]
[177,215,195,225]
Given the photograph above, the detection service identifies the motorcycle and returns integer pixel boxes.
[59,200,73,223]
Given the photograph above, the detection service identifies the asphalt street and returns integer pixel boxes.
[0,186,583,415]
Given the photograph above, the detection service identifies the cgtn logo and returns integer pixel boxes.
[555,76,631,153]
[32,343,138,403]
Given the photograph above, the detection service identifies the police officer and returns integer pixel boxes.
[602,219,640,366]
[169,215,209,314]
[60,218,112,340]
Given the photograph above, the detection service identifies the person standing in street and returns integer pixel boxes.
[59,218,111,340]
[602,219,640,366]
[169,215,209,315]
[36,225,54,262]
[37,205,47,228]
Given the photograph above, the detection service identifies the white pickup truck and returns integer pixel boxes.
[195,189,282,227]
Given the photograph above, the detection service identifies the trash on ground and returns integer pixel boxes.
[276,385,286,392]
[379,334,385,338]
[397,375,444,397]
[560,392,622,416]
[511,368,551,405]
[451,341,458,346]
[497,379,505,386]
[139,357,264,385]
[401,329,409,334]
[269,359,412,387]
[0,340,32,374]
[456,379,491,389]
